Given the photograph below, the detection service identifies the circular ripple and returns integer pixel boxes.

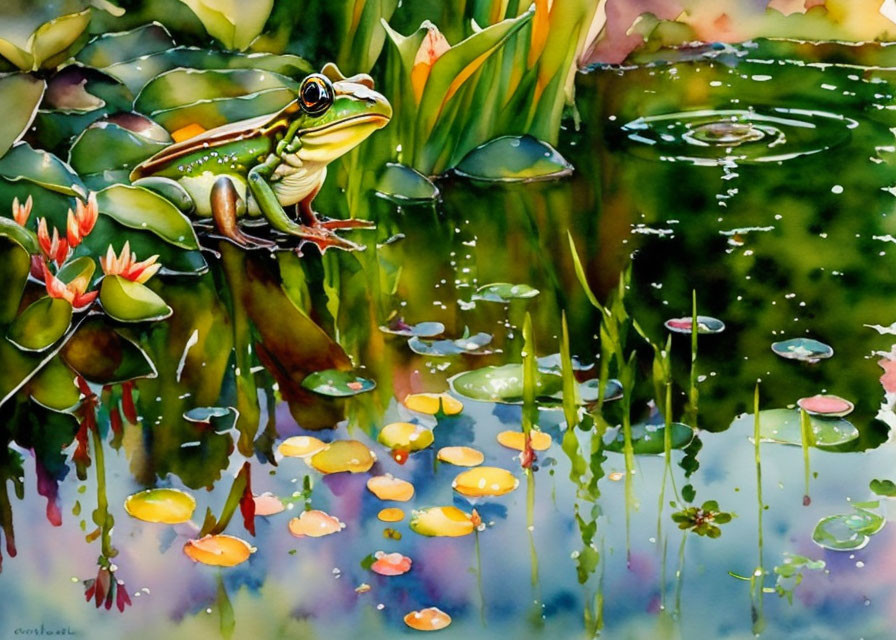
[620,108,857,165]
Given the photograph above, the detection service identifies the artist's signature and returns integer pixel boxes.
[10,623,79,637]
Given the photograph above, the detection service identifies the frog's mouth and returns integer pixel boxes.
[297,114,391,163]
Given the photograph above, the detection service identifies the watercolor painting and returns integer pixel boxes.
[2,1,896,638]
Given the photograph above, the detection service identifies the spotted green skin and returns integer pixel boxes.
[130,71,392,234]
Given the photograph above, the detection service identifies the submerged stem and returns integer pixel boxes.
[799,408,813,505]
[752,384,765,634]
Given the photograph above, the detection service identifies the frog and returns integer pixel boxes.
[129,63,392,252]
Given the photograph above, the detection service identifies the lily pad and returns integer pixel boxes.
[76,24,176,69]
[0,142,84,197]
[378,508,405,522]
[7,296,72,352]
[379,318,444,337]
[0,74,45,157]
[403,392,463,416]
[664,315,726,334]
[437,446,484,467]
[730,409,858,447]
[28,355,79,412]
[472,282,539,303]
[183,534,253,566]
[69,121,169,178]
[278,435,326,458]
[367,474,415,502]
[604,421,695,455]
[404,607,451,632]
[183,406,237,432]
[771,338,833,362]
[496,430,552,451]
[100,275,172,323]
[408,332,493,356]
[378,422,434,452]
[96,185,199,250]
[536,353,594,374]
[288,509,345,538]
[0,9,90,71]
[0,217,39,254]
[455,135,573,182]
[301,369,375,397]
[376,163,440,203]
[797,395,854,417]
[124,488,196,524]
[308,440,375,474]
[409,506,476,537]
[813,505,885,551]
[453,466,519,498]
[449,364,621,406]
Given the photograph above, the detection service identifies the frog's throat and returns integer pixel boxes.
[296,113,390,164]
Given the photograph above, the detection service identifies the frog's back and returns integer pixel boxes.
[130,104,297,181]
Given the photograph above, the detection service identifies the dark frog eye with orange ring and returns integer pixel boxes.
[299,74,334,116]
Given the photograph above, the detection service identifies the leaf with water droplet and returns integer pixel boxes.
[472,282,539,303]
[376,163,439,203]
[455,135,573,182]
[730,409,858,447]
[301,369,375,397]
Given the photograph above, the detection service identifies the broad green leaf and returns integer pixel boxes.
[0,235,30,323]
[731,409,858,447]
[61,317,157,383]
[0,75,46,157]
[100,274,172,323]
[149,88,295,133]
[301,369,376,397]
[450,364,620,407]
[76,23,175,68]
[69,122,169,176]
[96,185,199,249]
[455,135,573,182]
[376,162,440,203]
[472,282,540,303]
[0,217,39,254]
[7,296,73,352]
[870,479,896,497]
[56,256,95,286]
[0,142,84,196]
[28,355,79,411]
[604,421,695,455]
[178,0,275,51]
[30,9,91,70]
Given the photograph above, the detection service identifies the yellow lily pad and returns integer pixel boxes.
[496,430,552,451]
[183,534,253,567]
[367,474,415,502]
[437,446,484,467]
[378,507,405,522]
[288,509,345,538]
[278,435,326,458]
[124,488,195,524]
[309,440,376,474]
[404,607,452,631]
[452,467,519,497]
[410,506,476,537]
[378,422,434,452]
[404,392,464,416]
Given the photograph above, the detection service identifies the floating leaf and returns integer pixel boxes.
[367,474,415,502]
[96,185,199,250]
[731,409,858,447]
[378,508,405,522]
[812,506,886,551]
[604,421,695,455]
[124,488,196,524]
[455,136,573,182]
[379,318,444,337]
[437,446,484,467]
[183,406,237,432]
[472,282,539,303]
[771,338,833,362]
[288,509,345,538]
[378,422,434,452]
[28,355,79,411]
[177,0,275,51]
[496,430,552,451]
[797,394,854,417]
[0,142,84,196]
[408,332,493,356]
[452,466,519,497]
[183,534,253,566]
[7,296,72,352]
[69,121,169,178]
[536,353,594,374]
[60,317,157,384]
[371,551,412,576]
[450,364,620,406]
[100,275,172,323]
[253,492,285,516]
[0,74,45,157]
[376,163,440,203]
[664,315,725,334]
[308,440,375,474]
[76,24,176,68]
[871,479,896,497]
[403,392,463,416]
[301,369,375,397]
[410,506,476,537]
[278,435,326,458]
[404,607,452,631]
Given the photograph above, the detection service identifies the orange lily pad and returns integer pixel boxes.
[404,392,463,416]
[183,534,253,567]
[367,474,415,502]
[253,492,285,516]
[278,435,327,458]
[371,551,413,576]
[309,440,376,474]
[496,430,552,451]
[378,422,434,452]
[378,507,405,522]
[437,446,484,467]
[288,509,345,538]
[452,467,519,497]
[124,488,195,524]
[410,506,476,537]
[404,607,452,631]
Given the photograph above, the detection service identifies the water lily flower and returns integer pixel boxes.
[100,242,161,283]
[84,565,131,612]
[66,193,99,248]
[42,261,97,309]
[37,218,69,268]
[11,195,32,226]
[411,23,450,103]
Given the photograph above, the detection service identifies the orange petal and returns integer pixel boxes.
[288,509,345,538]
[66,209,81,247]
[404,607,452,631]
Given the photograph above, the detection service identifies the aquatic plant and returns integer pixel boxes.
[671,500,733,538]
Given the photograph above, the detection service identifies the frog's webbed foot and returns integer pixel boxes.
[211,177,276,249]
[298,192,375,232]
[294,226,365,254]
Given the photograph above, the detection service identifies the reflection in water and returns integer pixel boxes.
[4,39,896,639]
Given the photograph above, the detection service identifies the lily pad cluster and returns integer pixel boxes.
[812,501,885,551]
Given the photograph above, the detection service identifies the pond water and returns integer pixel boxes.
[4,39,896,640]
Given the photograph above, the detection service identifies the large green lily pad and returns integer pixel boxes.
[0,142,84,197]
[376,163,440,203]
[604,420,695,455]
[69,121,169,177]
[301,369,375,397]
[7,296,73,352]
[96,185,199,250]
[730,409,858,447]
[76,24,176,69]
[450,364,621,407]
[472,283,539,303]
[455,136,573,182]
[813,503,885,551]
[0,73,45,157]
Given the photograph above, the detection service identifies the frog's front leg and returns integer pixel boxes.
[247,157,363,252]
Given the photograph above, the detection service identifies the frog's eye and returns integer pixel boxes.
[299,75,333,116]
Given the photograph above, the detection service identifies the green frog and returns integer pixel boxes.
[130,64,391,252]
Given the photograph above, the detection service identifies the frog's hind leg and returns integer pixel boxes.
[298,185,375,231]
[211,176,276,249]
